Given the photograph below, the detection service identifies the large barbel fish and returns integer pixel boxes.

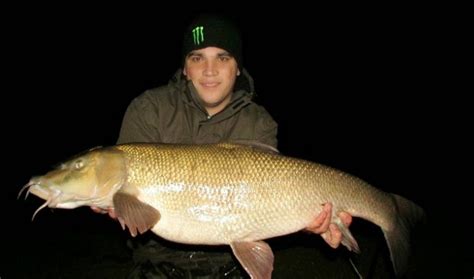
[20,142,424,278]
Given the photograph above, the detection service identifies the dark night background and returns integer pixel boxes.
[1,5,471,279]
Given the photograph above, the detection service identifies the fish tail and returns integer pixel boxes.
[383,193,425,277]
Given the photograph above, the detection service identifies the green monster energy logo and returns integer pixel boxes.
[192,26,204,45]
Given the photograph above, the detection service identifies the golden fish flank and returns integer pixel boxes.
[21,142,424,279]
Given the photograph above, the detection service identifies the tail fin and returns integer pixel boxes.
[383,194,425,278]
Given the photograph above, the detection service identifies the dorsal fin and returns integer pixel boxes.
[113,192,160,237]
[220,140,279,154]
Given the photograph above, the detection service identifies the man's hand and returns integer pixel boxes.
[91,206,117,219]
[306,203,352,249]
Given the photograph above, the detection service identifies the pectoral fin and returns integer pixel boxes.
[113,192,160,237]
[230,241,274,279]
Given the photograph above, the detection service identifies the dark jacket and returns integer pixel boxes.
[117,69,277,147]
[118,70,393,279]
[118,69,278,278]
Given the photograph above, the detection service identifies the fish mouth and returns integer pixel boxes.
[18,181,63,220]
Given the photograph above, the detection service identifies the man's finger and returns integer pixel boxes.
[91,206,106,214]
[307,203,333,233]
[339,212,352,227]
[309,211,327,232]
[321,231,338,249]
[317,203,332,232]
[328,223,342,248]
[108,208,117,219]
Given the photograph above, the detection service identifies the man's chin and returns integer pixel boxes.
[199,95,225,108]
[202,101,222,109]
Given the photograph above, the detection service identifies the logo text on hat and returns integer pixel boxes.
[192,26,204,45]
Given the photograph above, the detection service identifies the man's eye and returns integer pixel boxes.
[219,56,230,62]
[190,56,201,62]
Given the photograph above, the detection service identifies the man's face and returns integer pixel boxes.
[183,47,240,116]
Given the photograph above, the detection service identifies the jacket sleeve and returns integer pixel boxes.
[254,107,278,148]
[116,93,162,144]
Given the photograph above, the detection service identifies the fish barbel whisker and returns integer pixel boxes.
[31,190,61,221]
[18,182,36,200]
[32,198,51,221]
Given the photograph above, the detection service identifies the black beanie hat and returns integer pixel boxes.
[182,14,242,70]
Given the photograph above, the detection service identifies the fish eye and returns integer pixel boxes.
[74,159,84,170]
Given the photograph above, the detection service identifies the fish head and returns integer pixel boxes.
[21,147,126,212]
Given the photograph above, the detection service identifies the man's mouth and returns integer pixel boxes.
[201,82,220,88]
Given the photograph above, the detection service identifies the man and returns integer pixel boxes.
[95,14,356,278]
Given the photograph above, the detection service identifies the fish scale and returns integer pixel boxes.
[116,144,392,243]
